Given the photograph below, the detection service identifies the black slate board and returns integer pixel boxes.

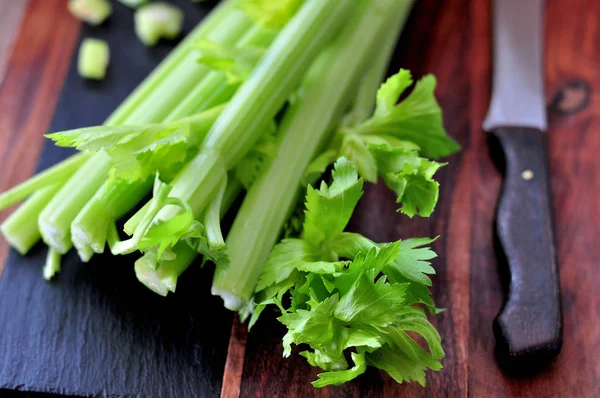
[0,1,234,397]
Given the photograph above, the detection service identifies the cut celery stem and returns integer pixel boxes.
[212,0,413,312]
[43,248,61,280]
[1,184,61,255]
[78,38,110,80]
[202,0,355,168]
[72,177,153,261]
[135,242,197,296]
[135,178,242,296]
[0,153,90,211]
[40,7,251,255]
[38,157,111,254]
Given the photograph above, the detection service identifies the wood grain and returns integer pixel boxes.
[0,0,28,85]
[0,0,80,276]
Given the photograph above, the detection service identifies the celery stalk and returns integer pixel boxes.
[39,6,252,254]
[71,104,226,258]
[212,0,414,312]
[0,153,90,211]
[202,0,355,167]
[38,157,111,254]
[134,243,197,296]
[1,184,61,255]
[72,178,153,261]
[344,1,414,126]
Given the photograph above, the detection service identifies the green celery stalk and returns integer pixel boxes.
[343,2,414,126]
[0,153,90,211]
[1,184,61,255]
[133,0,354,253]
[38,156,112,254]
[72,178,153,261]
[202,0,354,167]
[212,0,414,312]
[134,243,197,296]
[39,6,252,254]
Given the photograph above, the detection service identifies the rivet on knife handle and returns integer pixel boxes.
[491,127,562,373]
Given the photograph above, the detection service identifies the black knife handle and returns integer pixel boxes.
[490,127,562,374]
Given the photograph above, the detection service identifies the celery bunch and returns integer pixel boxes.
[0,0,460,388]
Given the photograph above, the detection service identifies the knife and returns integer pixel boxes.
[483,0,562,372]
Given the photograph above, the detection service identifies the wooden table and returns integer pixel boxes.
[0,0,598,396]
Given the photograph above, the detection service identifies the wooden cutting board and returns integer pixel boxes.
[0,0,599,397]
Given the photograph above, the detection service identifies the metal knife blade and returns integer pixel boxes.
[484,0,563,374]
[483,0,547,131]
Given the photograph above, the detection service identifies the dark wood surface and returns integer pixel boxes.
[1,0,599,397]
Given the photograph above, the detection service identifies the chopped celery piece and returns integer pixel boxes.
[68,0,112,26]
[117,0,147,8]
[78,38,110,80]
[135,2,184,46]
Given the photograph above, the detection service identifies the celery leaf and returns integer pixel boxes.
[303,157,363,246]
[352,70,460,159]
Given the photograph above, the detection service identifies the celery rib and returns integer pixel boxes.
[0,153,90,211]
[212,0,415,311]
[1,184,61,255]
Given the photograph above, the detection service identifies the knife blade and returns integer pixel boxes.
[484,0,562,373]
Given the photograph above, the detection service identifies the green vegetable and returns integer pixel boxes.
[253,158,444,387]
[1,185,61,255]
[134,2,184,46]
[68,0,112,25]
[78,38,110,80]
